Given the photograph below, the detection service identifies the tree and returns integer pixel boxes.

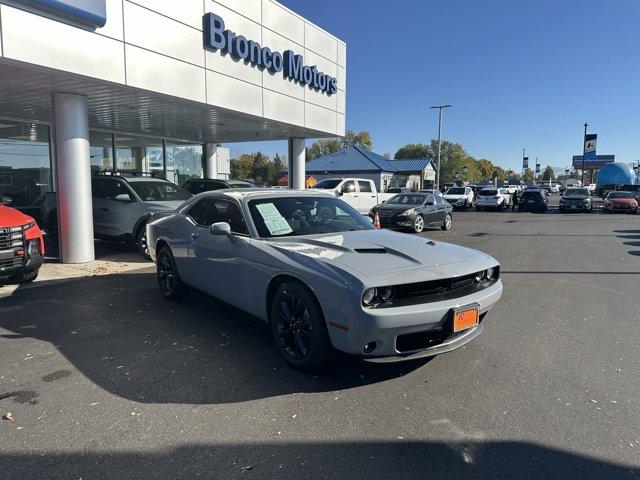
[521,168,535,182]
[306,130,373,161]
[541,165,556,182]
[269,153,286,185]
[230,154,255,181]
[395,143,432,159]
[306,138,342,161]
[342,130,373,150]
[382,152,392,159]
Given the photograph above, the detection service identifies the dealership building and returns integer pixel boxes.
[0,0,346,263]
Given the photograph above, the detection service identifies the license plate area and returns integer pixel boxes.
[452,304,479,333]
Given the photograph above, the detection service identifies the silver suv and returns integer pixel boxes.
[91,174,192,258]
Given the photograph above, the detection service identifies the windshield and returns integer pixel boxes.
[566,188,588,196]
[386,194,426,205]
[129,181,191,202]
[446,188,465,195]
[608,192,633,199]
[226,181,256,188]
[248,196,373,238]
[314,179,342,189]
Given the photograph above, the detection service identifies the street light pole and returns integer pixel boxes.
[522,148,526,178]
[430,104,452,190]
[581,123,588,186]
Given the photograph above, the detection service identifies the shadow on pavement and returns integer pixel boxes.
[0,272,427,404]
[1,440,637,480]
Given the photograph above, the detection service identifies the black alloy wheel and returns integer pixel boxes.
[157,246,190,300]
[271,282,333,370]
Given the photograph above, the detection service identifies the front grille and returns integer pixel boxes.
[378,268,500,309]
[396,313,487,353]
[0,230,24,250]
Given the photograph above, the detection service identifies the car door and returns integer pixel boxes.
[339,180,360,211]
[92,178,138,238]
[421,195,442,226]
[357,180,377,212]
[187,198,250,309]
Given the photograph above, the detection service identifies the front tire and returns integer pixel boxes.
[412,215,425,233]
[270,282,333,370]
[136,224,152,260]
[441,213,452,231]
[157,246,190,300]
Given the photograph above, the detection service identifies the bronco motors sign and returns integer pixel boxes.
[203,13,338,96]
[26,0,107,27]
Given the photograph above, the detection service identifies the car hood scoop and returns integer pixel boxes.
[268,230,485,276]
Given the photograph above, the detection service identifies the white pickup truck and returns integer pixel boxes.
[312,178,397,213]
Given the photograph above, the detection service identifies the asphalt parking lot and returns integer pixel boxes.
[1,202,639,479]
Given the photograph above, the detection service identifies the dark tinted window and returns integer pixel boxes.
[183,181,205,194]
[358,181,372,192]
[341,181,356,193]
[93,179,134,201]
[447,188,465,194]
[388,194,426,205]
[480,189,498,196]
[435,195,446,205]
[608,192,634,199]
[128,180,191,201]
[521,191,543,199]
[187,198,248,235]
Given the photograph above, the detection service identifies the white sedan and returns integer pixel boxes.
[147,190,503,370]
[476,188,512,210]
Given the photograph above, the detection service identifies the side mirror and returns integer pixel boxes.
[114,193,134,202]
[210,222,237,242]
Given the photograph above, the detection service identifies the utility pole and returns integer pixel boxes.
[430,104,452,190]
[581,123,588,186]
[522,148,526,178]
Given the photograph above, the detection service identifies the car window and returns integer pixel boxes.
[314,179,342,189]
[358,181,372,193]
[187,199,211,225]
[387,194,426,205]
[435,195,446,205]
[481,190,498,196]
[128,181,191,201]
[425,195,435,205]
[341,181,356,193]
[447,188,465,194]
[93,179,134,201]
[183,181,203,194]
[188,199,248,235]
[608,192,633,199]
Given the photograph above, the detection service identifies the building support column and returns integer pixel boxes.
[203,142,218,179]
[288,138,305,189]
[52,93,94,263]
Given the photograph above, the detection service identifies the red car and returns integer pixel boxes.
[603,191,639,214]
[0,202,45,284]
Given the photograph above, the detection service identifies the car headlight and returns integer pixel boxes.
[475,271,485,282]
[485,267,496,280]
[583,199,590,203]
[362,286,395,307]
[26,239,41,257]
[399,208,416,217]
[362,288,377,306]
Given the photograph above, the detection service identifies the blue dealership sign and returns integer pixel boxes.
[203,12,338,96]
[572,154,615,169]
[28,0,107,28]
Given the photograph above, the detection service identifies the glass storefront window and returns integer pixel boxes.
[0,121,53,226]
[165,142,203,187]
[115,135,164,176]
[90,131,114,172]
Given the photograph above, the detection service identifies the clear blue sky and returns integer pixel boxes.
[229,0,640,172]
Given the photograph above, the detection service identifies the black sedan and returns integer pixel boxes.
[558,187,593,213]
[517,189,548,212]
[370,193,453,233]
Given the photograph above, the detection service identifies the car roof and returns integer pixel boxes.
[193,189,337,201]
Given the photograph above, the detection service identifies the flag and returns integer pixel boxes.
[523,156,529,169]
[584,134,597,160]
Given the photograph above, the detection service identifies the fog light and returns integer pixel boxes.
[362,288,377,306]
[364,342,377,354]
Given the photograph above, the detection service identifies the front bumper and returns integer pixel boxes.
[0,252,44,280]
[605,203,636,212]
[329,280,503,361]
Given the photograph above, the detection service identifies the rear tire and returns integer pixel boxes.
[156,246,190,301]
[441,213,452,231]
[270,282,333,371]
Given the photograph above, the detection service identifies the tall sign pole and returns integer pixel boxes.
[522,148,525,177]
[581,123,588,185]
[430,104,452,190]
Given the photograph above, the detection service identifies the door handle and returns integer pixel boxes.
[190,232,199,240]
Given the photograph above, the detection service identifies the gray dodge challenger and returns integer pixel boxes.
[147,189,503,370]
